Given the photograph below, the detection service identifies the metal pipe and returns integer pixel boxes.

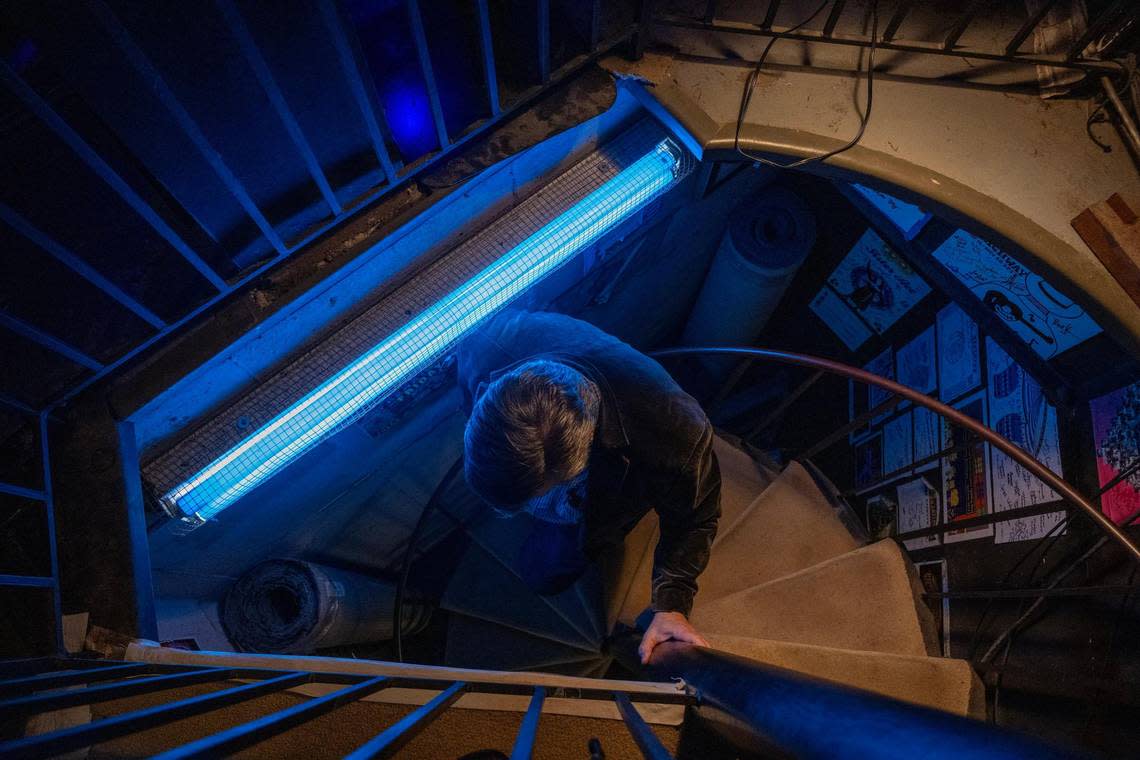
[510,687,546,760]
[406,0,450,150]
[943,0,987,51]
[623,639,1082,759]
[1005,0,1062,55]
[614,692,673,760]
[1100,75,1140,158]
[345,681,467,759]
[0,311,103,371]
[476,0,502,116]
[650,346,1140,563]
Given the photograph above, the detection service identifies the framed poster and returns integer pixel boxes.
[916,560,950,657]
[986,338,1065,543]
[898,467,942,552]
[882,412,914,477]
[828,229,931,334]
[930,229,1101,358]
[855,433,883,490]
[914,405,941,461]
[936,303,982,402]
[941,390,993,543]
[810,286,874,350]
[1090,382,1140,525]
[851,183,932,240]
[896,325,937,395]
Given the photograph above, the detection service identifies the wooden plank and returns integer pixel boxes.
[1072,193,1140,308]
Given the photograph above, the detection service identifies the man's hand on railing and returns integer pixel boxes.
[639,611,709,664]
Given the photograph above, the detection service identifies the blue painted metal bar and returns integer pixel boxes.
[509,686,545,760]
[0,481,46,501]
[0,203,165,329]
[614,692,673,760]
[344,681,467,759]
[0,61,226,292]
[476,0,502,115]
[0,671,310,760]
[406,0,450,149]
[215,0,342,216]
[316,0,399,183]
[0,663,149,698]
[0,312,103,371]
[117,420,159,640]
[0,574,56,589]
[538,0,551,83]
[0,392,39,416]
[41,417,64,659]
[0,667,234,715]
[87,0,287,255]
[156,675,391,759]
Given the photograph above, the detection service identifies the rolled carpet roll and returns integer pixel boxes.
[682,186,817,357]
[221,559,430,653]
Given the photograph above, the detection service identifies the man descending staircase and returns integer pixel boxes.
[442,435,984,718]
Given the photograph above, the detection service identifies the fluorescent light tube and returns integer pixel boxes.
[162,138,684,524]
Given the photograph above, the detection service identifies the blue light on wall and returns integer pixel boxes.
[161,139,684,524]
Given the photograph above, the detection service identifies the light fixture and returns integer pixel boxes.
[161,138,685,524]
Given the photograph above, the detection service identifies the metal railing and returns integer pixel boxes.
[0,0,640,415]
[611,635,1082,759]
[0,652,690,759]
[0,408,63,657]
[651,346,1140,563]
[650,0,1133,77]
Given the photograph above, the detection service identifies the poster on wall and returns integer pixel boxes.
[916,560,951,657]
[914,405,941,461]
[882,412,914,477]
[985,338,1066,543]
[866,347,895,419]
[896,326,937,395]
[1090,382,1140,525]
[898,467,942,551]
[810,286,874,350]
[940,390,993,543]
[855,433,883,490]
[828,228,932,335]
[851,184,933,240]
[930,229,1102,358]
[936,303,982,402]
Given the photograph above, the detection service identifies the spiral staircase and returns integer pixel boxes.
[438,435,985,718]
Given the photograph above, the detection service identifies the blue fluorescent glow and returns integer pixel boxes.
[162,139,683,523]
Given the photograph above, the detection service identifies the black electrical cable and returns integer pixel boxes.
[393,456,465,663]
[734,0,879,170]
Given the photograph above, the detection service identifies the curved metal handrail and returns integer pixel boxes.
[650,346,1140,563]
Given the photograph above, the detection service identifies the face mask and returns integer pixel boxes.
[522,469,588,525]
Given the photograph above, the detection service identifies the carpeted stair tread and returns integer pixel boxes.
[445,614,600,672]
[691,540,932,656]
[705,634,985,718]
[613,514,660,629]
[457,513,603,647]
[700,461,864,602]
[712,434,776,534]
[441,542,598,652]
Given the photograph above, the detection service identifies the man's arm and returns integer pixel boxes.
[639,422,720,662]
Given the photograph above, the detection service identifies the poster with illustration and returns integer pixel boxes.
[914,406,941,461]
[986,338,1065,543]
[855,433,883,490]
[898,468,942,551]
[916,560,950,656]
[930,229,1102,358]
[936,303,982,402]
[1090,382,1140,525]
[810,286,874,350]
[828,229,931,334]
[883,412,914,477]
[896,326,937,395]
[851,184,932,240]
[941,390,993,543]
